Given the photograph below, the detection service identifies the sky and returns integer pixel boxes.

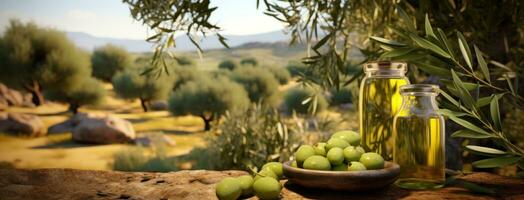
[0,0,285,40]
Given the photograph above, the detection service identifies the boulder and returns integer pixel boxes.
[72,114,136,144]
[0,112,47,137]
[135,133,176,147]
[48,113,109,134]
[0,83,34,107]
[148,100,168,111]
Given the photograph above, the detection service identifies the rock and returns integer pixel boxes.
[72,115,136,144]
[135,133,176,147]
[0,112,46,137]
[0,83,34,107]
[0,169,523,200]
[149,100,168,111]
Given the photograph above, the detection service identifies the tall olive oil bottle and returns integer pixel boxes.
[393,84,445,189]
[359,61,409,160]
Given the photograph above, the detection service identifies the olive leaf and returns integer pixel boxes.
[466,145,507,156]
[473,156,522,168]
[490,95,502,130]
[370,36,406,46]
[457,31,473,71]
[424,14,436,39]
[446,115,491,135]
[474,45,490,83]
[409,34,451,58]
[451,70,476,109]
[452,130,493,139]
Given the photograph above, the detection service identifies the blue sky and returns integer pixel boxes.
[0,0,284,39]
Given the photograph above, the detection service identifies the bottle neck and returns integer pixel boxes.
[365,70,406,77]
[400,94,439,113]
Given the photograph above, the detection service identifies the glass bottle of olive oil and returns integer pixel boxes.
[393,84,445,189]
[359,61,409,160]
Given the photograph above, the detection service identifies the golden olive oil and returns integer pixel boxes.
[359,78,408,159]
[393,116,445,189]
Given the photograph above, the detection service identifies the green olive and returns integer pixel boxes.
[332,164,348,171]
[359,152,385,170]
[215,177,242,200]
[343,146,363,162]
[326,147,344,165]
[302,155,331,171]
[294,145,315,165]
[236,175,254,196]
[262,162,283,178]
[326,138,350,150]
[291,160,298,168]
[348,161,367,171]
[331,130,360,146]
[254,168,278,181]
[253,177,281,200]
[314,142,327,156]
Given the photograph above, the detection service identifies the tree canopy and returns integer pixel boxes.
[112,66,173,112]
[168,77,250,131]
[91,44,132,82]
[45,77,106,113]
[218,59,237,71]
[284,87,327,115]
[0,19,91,106]
[231,66,280,106]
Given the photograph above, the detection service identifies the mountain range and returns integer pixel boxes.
[66,30,290,52]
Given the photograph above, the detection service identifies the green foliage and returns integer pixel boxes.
[372,11,524,168]
[91,44,132,81]
[176,56,194,66]
[231,67,280,106]
[188,104,301,170]
[240,57,258,66]
[112,133,178,172]
[286,61,310,77]
[168,76,250,130]
[172,67,207,91]
[218,59,237,71]
[0,19,92,105]
[329,87,353,106]
[45,78,106,113]
[112,66,173,111]
[266,66,291,85]
[284,87,328,115]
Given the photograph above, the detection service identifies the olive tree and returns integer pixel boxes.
[0,19,91,106]
[266,66,291,85]
[112,67,173,112]
[231,67,280,106]
[218,59,237,71]
[91,44,132,82]
[168,77,250,131]
[45,78,106,113]
[240,57,258,66]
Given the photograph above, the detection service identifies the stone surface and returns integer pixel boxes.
[0,83,34,108]
[0,112,46,137]
[0,168,523,200]
[67,113,136,144]
[135,133,176,147]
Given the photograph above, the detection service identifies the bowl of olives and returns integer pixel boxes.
[283,130,400,191]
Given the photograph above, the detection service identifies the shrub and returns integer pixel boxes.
[286,61,309,77]
[112,67,173,112]
[0,19,91,106]
[112,133,178,172]
[284,87,328,115]
[267,66,291,85]
[45,77,106,113]
[218,59,237,71]
[329,87,353,106]
[91,44,132,81]
[240,57,258,66]
[187,105,302,170]
[231,67,280,106]
[176,56,194,66]
[168,77,250,131]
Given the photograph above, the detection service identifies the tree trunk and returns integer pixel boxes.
[68,104,79,114]
[201,115,214,131]
[27,81,44,106]
[140,98,148,112]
